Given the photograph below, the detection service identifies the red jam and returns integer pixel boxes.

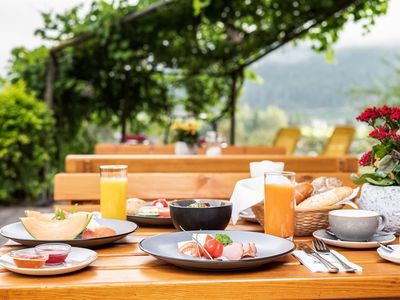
[37,249,69,265]
[35,243,71,265]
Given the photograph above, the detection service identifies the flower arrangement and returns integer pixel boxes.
[352,105,400,186]
[171,121,199,145]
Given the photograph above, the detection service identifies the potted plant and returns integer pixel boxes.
[352,105,400,232]
[171,121,199,155]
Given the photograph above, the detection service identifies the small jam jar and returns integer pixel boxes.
[35,243,71,265]
[10,249,48,269]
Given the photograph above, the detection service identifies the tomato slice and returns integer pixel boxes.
[158,208,170,218]
[203,239,223,259]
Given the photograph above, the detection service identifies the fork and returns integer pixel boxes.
[312,239,357,273]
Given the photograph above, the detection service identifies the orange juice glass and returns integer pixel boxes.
[264,171,295,240]
[100,165,128,220]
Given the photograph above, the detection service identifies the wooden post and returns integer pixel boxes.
[229,72,237,145]
[44,52,57,108]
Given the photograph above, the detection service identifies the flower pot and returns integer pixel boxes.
[175,141,197,155]
[358,183,400,233]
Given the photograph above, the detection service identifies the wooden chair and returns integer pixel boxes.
[65,154,359,173]
[322,126,355,157]
[54,172,356,211]
[273,128,301,155]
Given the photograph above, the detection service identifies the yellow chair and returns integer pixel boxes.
[322,126,355,157]
[273,128,301,155]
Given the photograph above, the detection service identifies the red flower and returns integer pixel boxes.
[378,105,392,117]
[369,126,388,139]
[359,151,373,167]
[390,107,400,121]
[356,106,379,122]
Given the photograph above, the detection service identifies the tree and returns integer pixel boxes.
[8,0,389,151]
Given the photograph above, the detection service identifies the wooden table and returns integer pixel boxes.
[1,221,399,300]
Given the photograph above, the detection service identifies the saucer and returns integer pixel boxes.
[377,244,400,264]
[239,208,258,223]
[0,247,97,276]
[313,229,396,249]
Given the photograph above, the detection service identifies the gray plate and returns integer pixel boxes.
[127,214,173,227]
[239,208,258,223]
[139,230,295,271]
[313,229,396,249]
[0,219,138,248]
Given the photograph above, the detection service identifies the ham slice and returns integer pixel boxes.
[242,243,257,258]
[222,242,243,260]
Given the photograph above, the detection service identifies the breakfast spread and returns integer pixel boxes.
[20,210,116,240]
[178,233,257,261]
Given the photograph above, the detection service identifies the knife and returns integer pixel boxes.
[300,243,339,273]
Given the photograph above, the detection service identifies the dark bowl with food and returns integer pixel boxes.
[169,199,232,231]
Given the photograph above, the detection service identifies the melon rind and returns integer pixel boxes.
[21,212,92,240]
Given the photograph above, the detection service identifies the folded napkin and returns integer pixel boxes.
[230,160,284,224]
[292,250,362,272]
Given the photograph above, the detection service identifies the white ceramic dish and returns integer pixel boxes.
[0,218,138,247]
[0,247,97,276]
[377,244,400,264]
[239,208,258,223]
[313,229,396,249]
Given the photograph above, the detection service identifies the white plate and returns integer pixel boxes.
[0,218,138,247]
[239,208,258,223]
[377,244,400,264]
[0,247,97,276]
[313,229,396,249]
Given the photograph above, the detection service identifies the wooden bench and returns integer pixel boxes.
[54,172,356,211]
[95,144,286,155]
[65,154,359,173]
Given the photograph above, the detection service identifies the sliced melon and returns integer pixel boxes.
[25,211,54,222]
[21,212,92,240]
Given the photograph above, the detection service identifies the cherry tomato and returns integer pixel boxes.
[203,239,223,259]
[151,198,168,208]
[158,208,170,218]
[197,234,214,257]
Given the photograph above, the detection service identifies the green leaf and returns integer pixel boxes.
[215,233,233,246]
[373,144,388,159]
[365,177,394,186]
[192,0,211,16]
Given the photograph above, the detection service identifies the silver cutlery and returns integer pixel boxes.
[312,239,356,273]
[299,243,339,273]
[379,243,395,253]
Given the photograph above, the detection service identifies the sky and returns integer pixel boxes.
[0,0,400,75]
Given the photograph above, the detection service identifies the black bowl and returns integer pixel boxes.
[169,199,232,231]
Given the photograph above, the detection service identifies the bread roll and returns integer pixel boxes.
[296,186,353,211]
[312,177,342,191]
[295,182,314,205]
[126,198,147,215]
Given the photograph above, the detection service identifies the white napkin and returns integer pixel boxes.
[292,250,362,272]
[230,161,284,224]
[337,187,360,208]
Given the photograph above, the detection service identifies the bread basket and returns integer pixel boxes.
[251,202,343,236]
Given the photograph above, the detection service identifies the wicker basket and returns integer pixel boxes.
[251,202,343,236]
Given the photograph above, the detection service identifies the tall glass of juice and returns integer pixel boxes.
[264,171,295,240]
[100,165,128,220]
